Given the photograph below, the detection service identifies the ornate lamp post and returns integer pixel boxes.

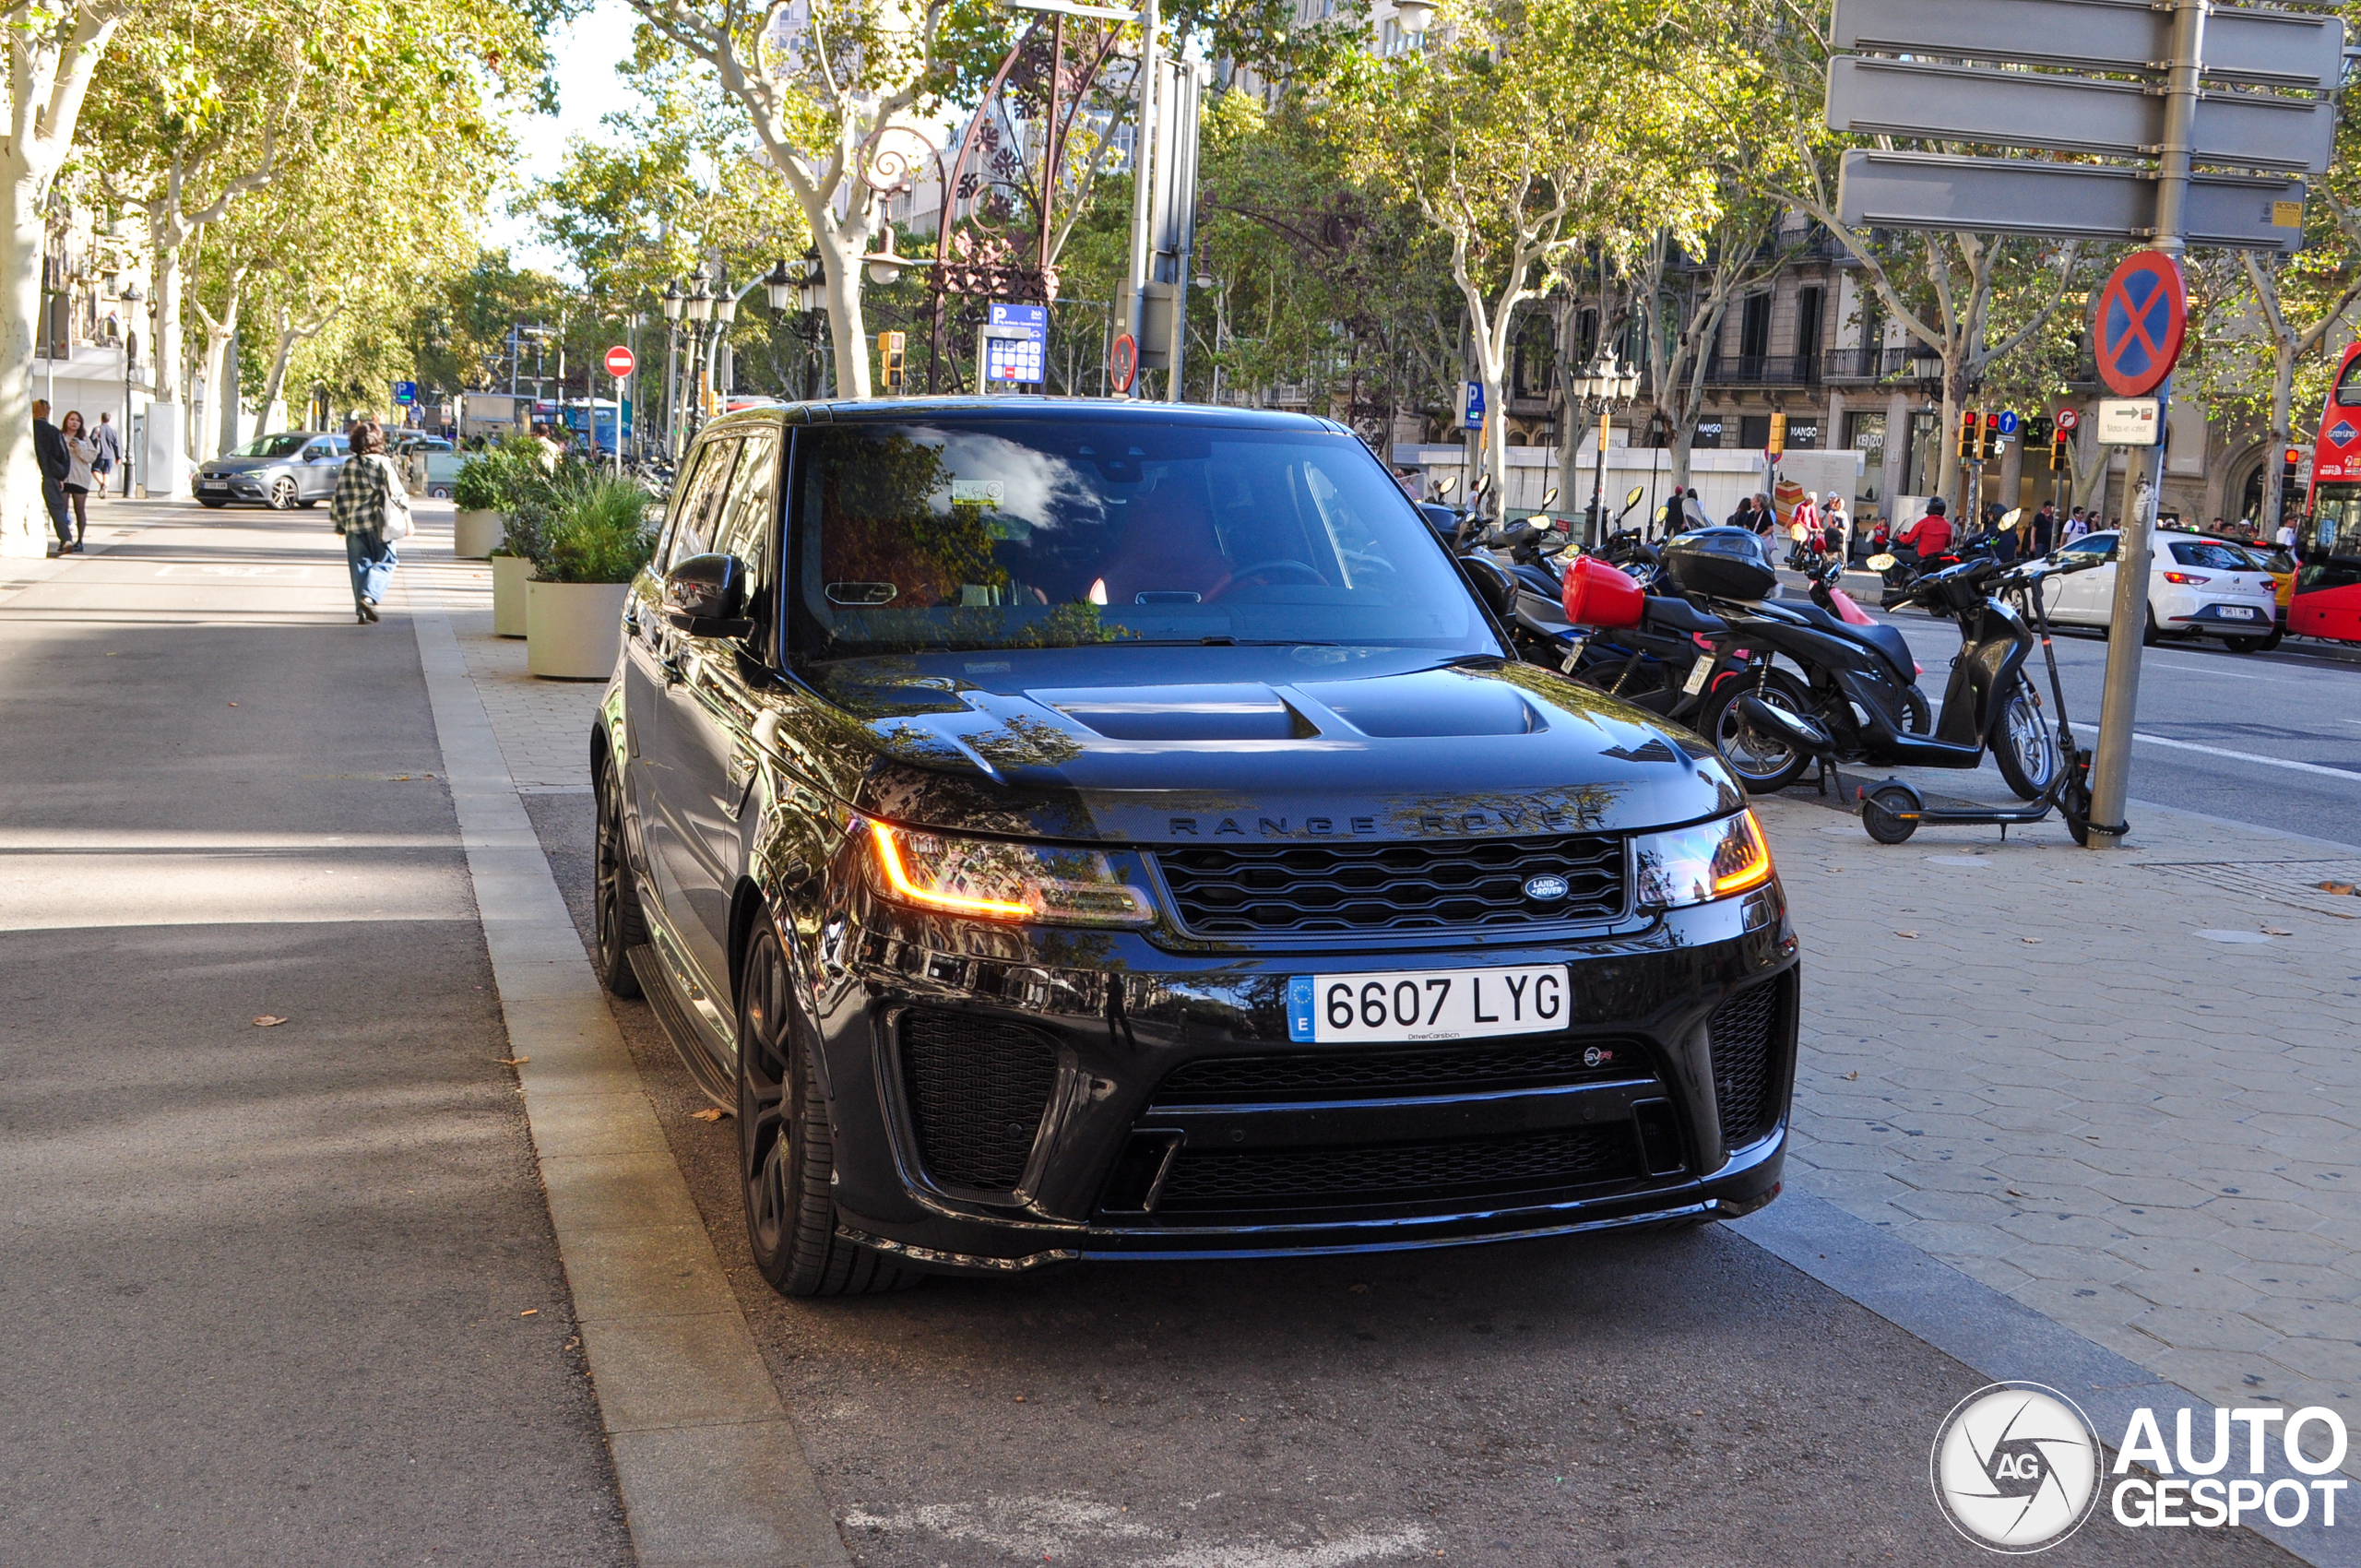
[659,281,684,459]
[1570,351,1640,546]
[121,278,144,496]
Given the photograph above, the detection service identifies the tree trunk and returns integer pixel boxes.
[196,287,244,461]
[1939,352,1967,512]
[2,188,46,558]
[150,238,186,409]
[255,310,303,433]
[1669,432,1694,494]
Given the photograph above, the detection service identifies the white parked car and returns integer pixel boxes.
[2039,529,2282,652]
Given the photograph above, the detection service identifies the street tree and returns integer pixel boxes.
[3,0,132,558]
[1318,0,1722,505]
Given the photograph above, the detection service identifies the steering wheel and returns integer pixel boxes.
[1213,560,1329,598]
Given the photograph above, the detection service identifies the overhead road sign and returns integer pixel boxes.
[1826,57,2336,175]
[1837,151,2305,255]
[2094,251,2187,397]
[1830,0,2344,91]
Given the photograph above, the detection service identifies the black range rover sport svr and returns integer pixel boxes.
[594,398,1798,1295]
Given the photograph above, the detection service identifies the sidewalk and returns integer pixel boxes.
[1753,788,2361,1473]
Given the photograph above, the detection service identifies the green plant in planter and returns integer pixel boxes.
[454,433,554,513]
[526,472,657,584]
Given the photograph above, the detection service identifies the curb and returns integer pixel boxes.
[405,561,850,1568]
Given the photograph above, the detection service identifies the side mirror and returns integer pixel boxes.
[1460,552,1517,623]
[663,552,754,636]
[1624,484,1645,507]
[1539,485,1559,509]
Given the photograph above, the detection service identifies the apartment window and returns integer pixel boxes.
[1739,294,1772,363]
[1795,288,1824,361]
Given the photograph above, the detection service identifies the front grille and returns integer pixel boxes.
[1707,978,1786,1149]
[898,1010,1062,1191]
[1153,1039,1648,1104]
[1155,835,1624,937]
[1156,1125,1643,1213]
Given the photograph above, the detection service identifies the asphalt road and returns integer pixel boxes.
[1816,572,2361,847]
[0,506,629,1565]
[530,793,2305,1568]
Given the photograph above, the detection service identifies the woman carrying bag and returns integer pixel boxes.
[329,420,412,624]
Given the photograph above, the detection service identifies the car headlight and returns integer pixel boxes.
[1631,810,1774,909]
[864,822,1155,926]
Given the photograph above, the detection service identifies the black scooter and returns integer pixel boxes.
[1729,554,2103,843]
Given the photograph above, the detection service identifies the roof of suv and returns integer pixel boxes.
[698,396,1348,435]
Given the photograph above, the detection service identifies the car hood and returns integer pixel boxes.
[789,647,1743,845]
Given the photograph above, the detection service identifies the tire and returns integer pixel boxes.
[1862,784,1920,844]
[1988,676,2060,802]
[2142,606,2164,647]
[2223,633,2269,654]
[2259,625,2284,652]
[1701,667,1815,795]
[267,476,298,510]
[592,761,644,999]
[1896,683,1933,735]
[738,923,919,1298]
[297,497,319,509]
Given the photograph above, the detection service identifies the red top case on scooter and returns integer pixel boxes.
[1563,555,1643,628]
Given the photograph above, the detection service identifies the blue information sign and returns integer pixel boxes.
[984,303,1048,385]
[1997,409,2021,437]
[393,380,418,406]
[1462,381,1486,429]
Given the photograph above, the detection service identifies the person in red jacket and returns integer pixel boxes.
[1896,497,1954,564]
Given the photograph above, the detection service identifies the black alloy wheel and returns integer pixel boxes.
[1701,667,1815,794]
[592,761,645,998]
[267,475,299,510]
[736,923,918,1298]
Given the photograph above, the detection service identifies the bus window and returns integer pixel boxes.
[2301,483,2361,578]
[2337,355,2361,408]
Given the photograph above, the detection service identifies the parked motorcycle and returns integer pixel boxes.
[1717,551,2102,807]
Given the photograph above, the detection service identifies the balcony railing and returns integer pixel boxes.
[1820,346,1944,382]
[1704,353,1820,386]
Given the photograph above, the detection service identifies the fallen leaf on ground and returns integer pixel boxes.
[2006,1188,2026,1197]
[1895,930,1918,939]
[519,1308,538,1316]
[252,1015,286,1027]
[690,1107,729,1123]
[1348,1283,1370,1294]
[2261,926,2292,936]
[1843,1071,1859,1081]
[226,702,237,707]
[498,1056,528,1066]
[2316,882,2355,896]
[2021,937,2042,944]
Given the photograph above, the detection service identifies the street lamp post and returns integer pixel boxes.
[682,270,714,441]
[1568,351,1641,547]
[121,279,144,498]
[660,280,683,461]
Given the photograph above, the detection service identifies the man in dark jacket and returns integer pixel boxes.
[31,399,74,553]
[2031,503,2057,556]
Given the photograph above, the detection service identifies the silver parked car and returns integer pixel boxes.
[195,432,350,510]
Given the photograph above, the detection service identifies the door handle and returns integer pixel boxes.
[727,747,760,816]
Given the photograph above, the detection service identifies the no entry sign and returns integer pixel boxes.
[2094,252,2185,398]
[603,344,636,378]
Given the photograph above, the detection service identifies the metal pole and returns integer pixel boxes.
[2084,0,2204,849]
[1121,0,1159,398]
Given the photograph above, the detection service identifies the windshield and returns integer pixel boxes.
[789,419,1495,660]
[231,434,312,459]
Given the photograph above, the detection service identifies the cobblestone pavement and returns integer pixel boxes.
[401,502,601,793]
[1756,790,2361,1475]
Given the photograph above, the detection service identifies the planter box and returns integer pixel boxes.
[527,579,630,680]
[492,554,536,637]
[453,508,504,558]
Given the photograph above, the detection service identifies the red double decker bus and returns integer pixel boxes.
[2294,340,2361,643]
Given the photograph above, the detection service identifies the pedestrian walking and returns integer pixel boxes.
[2276,518,2296,552]
[1726,495,1760,532]
[91,410,123,498]
[2031,502,2056,556]
[2064,506,2091,543]
[31,398,74,554]
[1822,492,1849,559]
[58,410,96,549]
[328,420,412,624]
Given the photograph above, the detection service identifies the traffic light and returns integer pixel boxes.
[878,330,906,393]
[1768,410,1786,457]
[1980,410,2002,462]
[1958,410,1979,460]
[2050,428,2070,470]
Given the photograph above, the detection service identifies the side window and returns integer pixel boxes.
[664,437,741,572]
[715,432,781,652]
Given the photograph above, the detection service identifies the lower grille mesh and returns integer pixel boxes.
[899,1010,1060,1191]
[1707,979,1784,1149]
[1153,1039,1646,1104]
[1156,1126,1642,1213]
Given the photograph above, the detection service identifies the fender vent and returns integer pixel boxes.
[1706,978,1788,1150]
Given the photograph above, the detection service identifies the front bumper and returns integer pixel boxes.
[806,882,1801,1272]
[195,472,274,502]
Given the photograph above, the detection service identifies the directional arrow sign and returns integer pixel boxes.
[1837,150,2304,254]
[1827,57,2336,174]
[1831,0,2344,90]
